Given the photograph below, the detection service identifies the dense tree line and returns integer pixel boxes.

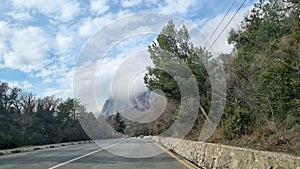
[0,82,91,149]
[144,0,300,154]
[216,0,300,154]
[224,0,300,138]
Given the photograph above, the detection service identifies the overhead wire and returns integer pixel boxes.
[205,0,238,46]
[208,0,248,50]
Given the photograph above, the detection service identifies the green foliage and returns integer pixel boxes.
[0,81,90,149]
[143,0,300,150]
[134,125,151,136]
[144,21,212,110]
[225,0,300,139]
[113,112,126,134]
[224,111,253,139]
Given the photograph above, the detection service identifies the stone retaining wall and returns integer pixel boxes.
[151,136,300,169]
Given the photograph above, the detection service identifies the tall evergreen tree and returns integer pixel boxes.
[113,112,126,134]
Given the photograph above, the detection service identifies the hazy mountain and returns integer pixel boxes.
[100,98,115,117]
[100,91,152,118]
[129,91,151,111]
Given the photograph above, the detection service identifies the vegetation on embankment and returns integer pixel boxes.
[140,0,300,155]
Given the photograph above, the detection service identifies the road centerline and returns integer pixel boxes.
[48,139,129,169]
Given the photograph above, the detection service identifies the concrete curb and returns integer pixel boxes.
[147,137,201,169]
[150,136,300,169]
[0,140,93,156]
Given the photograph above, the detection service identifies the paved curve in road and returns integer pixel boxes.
[0,138,193,169]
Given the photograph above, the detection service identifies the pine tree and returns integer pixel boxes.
[114,112,126,134]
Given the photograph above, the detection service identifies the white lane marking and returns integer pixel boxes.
[48,139,128,169]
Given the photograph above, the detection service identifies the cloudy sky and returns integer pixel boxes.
[0,0,257,113]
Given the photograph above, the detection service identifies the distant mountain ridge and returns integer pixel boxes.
[129,91,151,111]
[100,98,115,117]
[100,91,151,117]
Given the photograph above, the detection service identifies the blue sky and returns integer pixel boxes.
[0,0,257,112]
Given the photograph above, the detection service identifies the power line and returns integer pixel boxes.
[209,0,248,50]
[205,0,238,46]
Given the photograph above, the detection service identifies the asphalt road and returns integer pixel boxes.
[0,138,192,169]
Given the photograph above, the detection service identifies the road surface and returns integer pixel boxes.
[0,138,194,169]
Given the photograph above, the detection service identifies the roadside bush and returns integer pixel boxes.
[224,111,253,139]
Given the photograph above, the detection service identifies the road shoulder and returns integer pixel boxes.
[0,140,93,156]
[148,138,201,169]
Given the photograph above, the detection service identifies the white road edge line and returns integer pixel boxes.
[48,139,128,169]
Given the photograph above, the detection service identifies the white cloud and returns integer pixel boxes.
[160,0,196,14]
[6,11,33,21]
[12,0,80,22]
[73,35,154,113]
[55,34,73,53]
[43,88,72,99]
[109,51,151,99]
[3,80,33,90]
[74,51,152,113]
[121,0,143,8]
[73,60,98,111]
[0,21,74,97]
[59,68,75,89]
[36,54,74,83]
[59,1,80,21]
[90,0,109,15]
[0,21,11,39]
[2,26,49,72]
[78,10,155,38]
[21,81,33,89]
[34,55,75,99]
[0,41,9,59]
[200,7,250,54]
[0,22,10,57]
[149,0,159,4]
[78,14,115,37]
